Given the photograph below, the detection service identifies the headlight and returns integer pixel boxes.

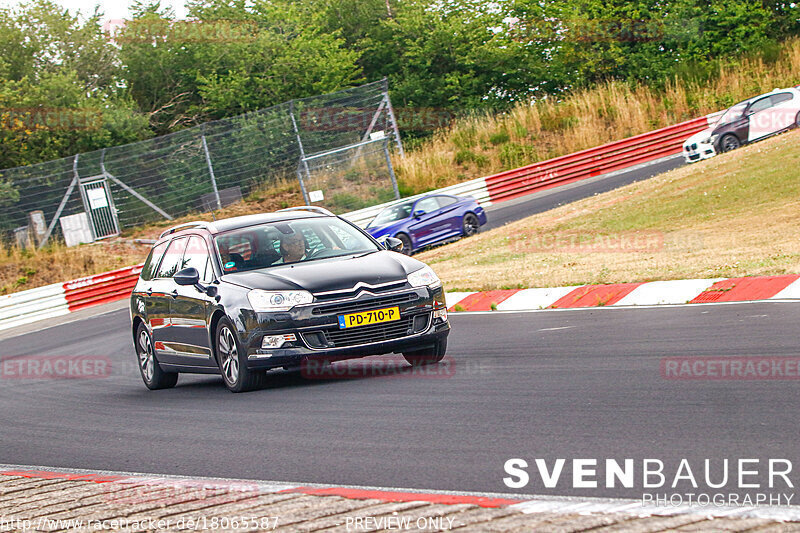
[407,266,442,289]
[247,289,313,311]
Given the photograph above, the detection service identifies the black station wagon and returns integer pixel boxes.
[130,207,450,392]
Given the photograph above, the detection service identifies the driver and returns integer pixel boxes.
[278,231,307,263]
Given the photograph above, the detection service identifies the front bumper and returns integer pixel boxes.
[240,285,450,369]
[683,141,716,163]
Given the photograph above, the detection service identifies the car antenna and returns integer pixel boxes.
[210,209,217,222]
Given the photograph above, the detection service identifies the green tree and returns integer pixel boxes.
[119,0,361,133]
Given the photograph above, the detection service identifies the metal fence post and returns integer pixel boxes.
[382,77,404,158]
[384,141,401,200]
[290,100,312,204]
[201,130,222,210]
[38,154,80,249]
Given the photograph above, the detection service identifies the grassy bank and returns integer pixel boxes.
[2,39,799,295]
[418,129,800,291]
[395,38,800,193]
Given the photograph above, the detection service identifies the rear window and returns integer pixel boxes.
[436,196,458,207]
[140,241,168,281]
[771,92,794,105]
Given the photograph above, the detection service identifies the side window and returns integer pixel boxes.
[415,197,439,214]
[435,196,458,208]
[156,238,188,279]
[749,97,773,114]
[771,93,794,106]
[140,241,168,281]
[182,236,213,282]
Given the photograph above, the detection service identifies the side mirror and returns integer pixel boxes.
[413,209,426,219]
[174,267,200,286]
[385,237,404,253]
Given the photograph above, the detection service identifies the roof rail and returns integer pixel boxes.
[277,206,335,216]
[159,222,213,239]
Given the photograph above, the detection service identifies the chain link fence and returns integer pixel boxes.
[0,79,403,247]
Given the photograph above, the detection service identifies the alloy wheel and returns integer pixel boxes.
[138,330,154,382]
[219,327,240,384]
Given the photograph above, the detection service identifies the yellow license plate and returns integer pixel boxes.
[338,307,400,329]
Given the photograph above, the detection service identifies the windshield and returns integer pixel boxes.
[214,217,379,273]
[715,102,748,125]
[368,201,414,227]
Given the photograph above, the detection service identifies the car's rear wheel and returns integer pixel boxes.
[403,338,447,366]
[462,213,480,237]
[720,134,741,152]
[795,111,800,128]
[395,233,412,255]
[216,318,265,393]
[135,323,178,390]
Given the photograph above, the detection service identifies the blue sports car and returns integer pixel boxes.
[366,194,487,254]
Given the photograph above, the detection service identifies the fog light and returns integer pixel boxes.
[433,307,447,322]
[262,333,296,349]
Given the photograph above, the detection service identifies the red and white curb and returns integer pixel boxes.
[446,274,800,312]
[2,465,800,523]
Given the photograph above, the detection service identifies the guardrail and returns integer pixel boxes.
[0,265,143,332]
[0,112,717,331]
[485,116,709,203]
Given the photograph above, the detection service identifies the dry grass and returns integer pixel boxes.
[419,129,800,291]
[0,178,304,295]
[394,38,800,193]
[3,39,800,295]
[0,239,147,295]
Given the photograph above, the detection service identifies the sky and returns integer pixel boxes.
[3,0,189,21]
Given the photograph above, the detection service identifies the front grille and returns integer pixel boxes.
[688,153,700,160]
[323,317,414,347]
[313,281,407,302]
[312,292,417,316]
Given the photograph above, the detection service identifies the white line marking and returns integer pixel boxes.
[538,326,575,331]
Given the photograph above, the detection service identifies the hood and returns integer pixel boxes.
[221,250,425,293]
[683,128,713,146]
[366,220,407,239]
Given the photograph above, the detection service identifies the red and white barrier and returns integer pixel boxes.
[446,274,800,311]
[345,114,715,227]
[0,265,143,332]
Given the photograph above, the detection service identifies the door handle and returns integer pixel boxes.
[171,290,178,299]
[146,287,153,296]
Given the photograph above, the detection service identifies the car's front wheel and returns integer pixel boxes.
[216,318,265,393]
[720,134,741,152]
[403,338,447,366]
[135,323,178,390]
[395,233,412,255]
[795,111,800,128]
[462,213,480,237]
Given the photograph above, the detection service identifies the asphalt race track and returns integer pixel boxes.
[481,155,685,231]
[1,302,799,501]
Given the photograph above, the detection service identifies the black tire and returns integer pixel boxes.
[403,338,447,367]
[720,134,741,152]
[215,317,265,393]
[462,212,480,237]
[795,111,800,128]
[135,323,178,390]
[395,233,412,255]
